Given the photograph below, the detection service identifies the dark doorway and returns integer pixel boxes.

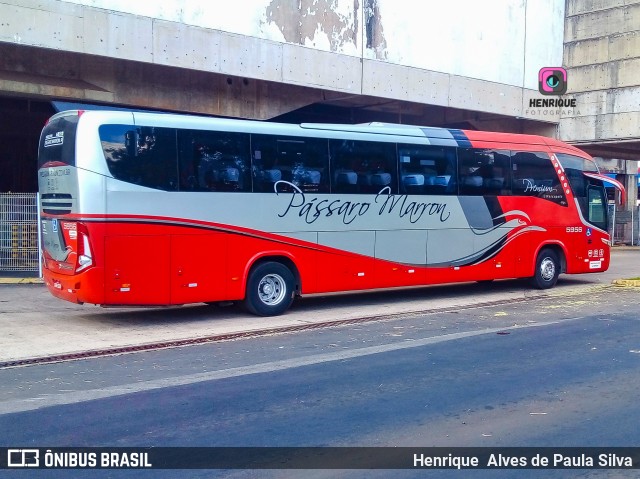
[0,97,55,193]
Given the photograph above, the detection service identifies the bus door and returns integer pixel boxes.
[582,172,625,266]
[563,171,623,272]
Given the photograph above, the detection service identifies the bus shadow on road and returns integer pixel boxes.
[76,302,249,325]
[73,275,607,326]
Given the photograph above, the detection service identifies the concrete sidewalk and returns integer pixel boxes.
[0,280,615,365]
[1,247,638,365]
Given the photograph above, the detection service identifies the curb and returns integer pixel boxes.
[612,279,640,287]
[0,277,43,284]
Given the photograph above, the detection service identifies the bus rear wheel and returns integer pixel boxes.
[244,261,295,316]
[531,248,560,289]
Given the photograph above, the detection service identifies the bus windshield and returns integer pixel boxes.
[38,112,82,271]
[556,153,608,230]
[38,113,79,168]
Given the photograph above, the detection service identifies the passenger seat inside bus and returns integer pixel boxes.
[371,172,391,187]
[302,169,321,185]
[259,168,282,191]
[220,167,239,183]
[463,175,483,188]
[435,175,450,186]
[402,174,425,194]
[335,170,358,192]
[261,169,282,183]
[483,177,504,189]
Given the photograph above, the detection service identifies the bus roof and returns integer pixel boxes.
[57,109,592,159]
[302,121,591,157]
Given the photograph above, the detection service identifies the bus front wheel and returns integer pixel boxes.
[531,248,560,289]
[244,261,295,316]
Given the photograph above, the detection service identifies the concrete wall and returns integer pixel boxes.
[58,0,565,90]
[0,0,565,121]
[561,0,640,244]
[560,0,640,146]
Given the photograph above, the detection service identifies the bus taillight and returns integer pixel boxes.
[76,223,93,273]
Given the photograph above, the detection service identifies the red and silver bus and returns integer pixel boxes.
[38,110,624,315]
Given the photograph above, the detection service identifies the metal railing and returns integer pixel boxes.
[0,193,39,273]
[609,204,640,246]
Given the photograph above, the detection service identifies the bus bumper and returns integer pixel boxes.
[43,267,105,305]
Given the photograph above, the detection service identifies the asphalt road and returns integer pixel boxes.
[1,286,639,479]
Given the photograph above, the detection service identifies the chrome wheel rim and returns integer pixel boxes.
[540,257,556,282]
[258,273,286,305]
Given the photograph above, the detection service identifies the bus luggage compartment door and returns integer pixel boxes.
[104,235,170,305]
[170,233,227,305]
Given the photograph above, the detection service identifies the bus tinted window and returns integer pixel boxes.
[38,114,79,168]
[511,151,566,205]
[556,153,598,219]
[458,148,510,196]
[398,144,457,195]
[329,139,398,194]
[555,153,598,173]
[252,135,329,193]
[178,130,251,192]
[100,125,178,191]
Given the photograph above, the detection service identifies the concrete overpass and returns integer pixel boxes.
[0,1,566,125]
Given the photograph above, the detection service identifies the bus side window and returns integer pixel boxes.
[101,124,178,191]
[512,151,566,205]
[329,139,398,194]
[178,130,251,192]
[252,135,329,193]
[458,148,510,196]
[398,144,457,195]
[332,148,360,194]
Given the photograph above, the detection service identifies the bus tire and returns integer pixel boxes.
[244,261,295,316]
[531,248,560,289]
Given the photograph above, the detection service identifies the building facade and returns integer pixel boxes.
[561,0,639,229]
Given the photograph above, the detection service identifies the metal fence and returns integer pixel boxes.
[609,204,640,246]
[0,193,39,273]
